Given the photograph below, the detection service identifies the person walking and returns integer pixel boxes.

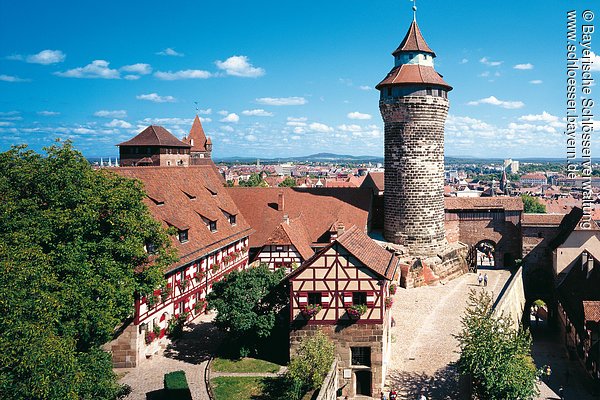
[558,385,564,400]
[478,273,483,286]
[483,273,488,287]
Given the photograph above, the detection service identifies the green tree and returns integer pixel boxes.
[207,263,287,355]
[287,330,335,397]
[279,177,297,187]
[521,195,546,213]
[456,290,539,400]
[0,143,176,399]
[239,172,268,187]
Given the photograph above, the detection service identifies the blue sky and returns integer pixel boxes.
[0,0,597,159]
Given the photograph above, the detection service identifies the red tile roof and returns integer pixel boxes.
[226,187,371,249]
[182,115,209,152]
[113,166,252,272]
[393,20,435,56]
[117,125,191,148]
[522,213,566,226]
[360,172,384,193]
[444,196,524,211]
[376,64,452,90]
[336,225,398,280]
[583,301,600,322]
[265,218,314,260]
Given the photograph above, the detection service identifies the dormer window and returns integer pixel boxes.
[178,229,189,243]
[209,221,217,232]
[426,87,433,96]
[229,215,236,225]
[145,242,157,254]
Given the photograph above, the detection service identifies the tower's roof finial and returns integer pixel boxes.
[411,0,417,21]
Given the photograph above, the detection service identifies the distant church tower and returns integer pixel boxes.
[376,13,452,257]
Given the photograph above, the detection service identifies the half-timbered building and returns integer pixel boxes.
[288,225,399,397]
[227,187,372,272]
[106,165,252,367]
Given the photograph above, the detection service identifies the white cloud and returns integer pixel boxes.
[518,111,558,123]
[95,110,127,118]
[287,117,307,122]
[286,121,306,127]
[154,69,212,80]
[215,55,265,77]
[467,96,524,109]
[55,60,120,79]
[218,110,229,116]
[359,85,372,91]
[242,109,273,117]
[256,97,307,106]
[245,134,257,141]
[291,135,301,140]
[156,48,184,57]
[26,49,65,64]
[105,119,132,129]
[347,111,372,120]
[37,111,60,116]
[479,57,503,66]
[221,125,234,132]
[5,54,23,61]
[308,122,333,133]
[529,80,543,84]
[124,75,140,80]
[460,58,469,64]
[590,52,600,72]
[0,74,29,82]
[513,63,534,70]
[120,63,152,75]
[478,71,490,78]
[136,93,176,103]
[220,113,239,123]
[197,108,212,115]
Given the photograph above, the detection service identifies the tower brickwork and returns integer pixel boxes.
[377,19,452,258]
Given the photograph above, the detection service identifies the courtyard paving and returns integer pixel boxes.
[118,312,221,400]
[385,268,511,399]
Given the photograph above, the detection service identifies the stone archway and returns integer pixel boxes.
[475,240,497,269]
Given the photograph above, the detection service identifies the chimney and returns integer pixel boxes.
[337,221,345,237]
[277,191,285,211]
[283,214,289,225]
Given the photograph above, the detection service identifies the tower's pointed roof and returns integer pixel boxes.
[183,115,209,152]
[392,20,436,57]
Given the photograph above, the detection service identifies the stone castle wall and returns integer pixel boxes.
[290,320,390,398]
[380,95,449,257]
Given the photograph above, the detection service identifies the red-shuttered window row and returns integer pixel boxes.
[298,291,375,308]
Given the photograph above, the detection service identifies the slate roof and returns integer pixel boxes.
[376,64,452,90]
[393,20,435,56]
[117,125,191,148]
[113,166,252,272]
[226,187,371,249]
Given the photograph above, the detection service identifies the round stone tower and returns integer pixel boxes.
[376,17,452,258]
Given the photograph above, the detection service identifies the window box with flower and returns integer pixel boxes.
[301,304,322,319]
[211,263,220,273]
[346,304,367,320]
[145,331,156,344]
[389,283,397,295]
[194,299,206,314]
[194,270,205,282]
[385,297,393,309]
[161,285,172,302]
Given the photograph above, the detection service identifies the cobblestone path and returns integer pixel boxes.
[385,269,511,400]
[118,313,221,400]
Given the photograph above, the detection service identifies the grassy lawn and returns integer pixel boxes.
[211,376,264,399]
[211,357,281,373]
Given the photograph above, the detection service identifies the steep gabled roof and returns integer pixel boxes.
[113,166,252,272]
[265,219,314,260]
[549,207,584,250]
[226,187,371,249]
[393,20,435,56]
[182,115,209,152]
[117,125,191,148]
[288,225,398,281]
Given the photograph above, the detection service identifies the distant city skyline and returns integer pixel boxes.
[0,0,597,158]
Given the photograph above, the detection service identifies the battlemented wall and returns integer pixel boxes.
[380,95,449,257]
